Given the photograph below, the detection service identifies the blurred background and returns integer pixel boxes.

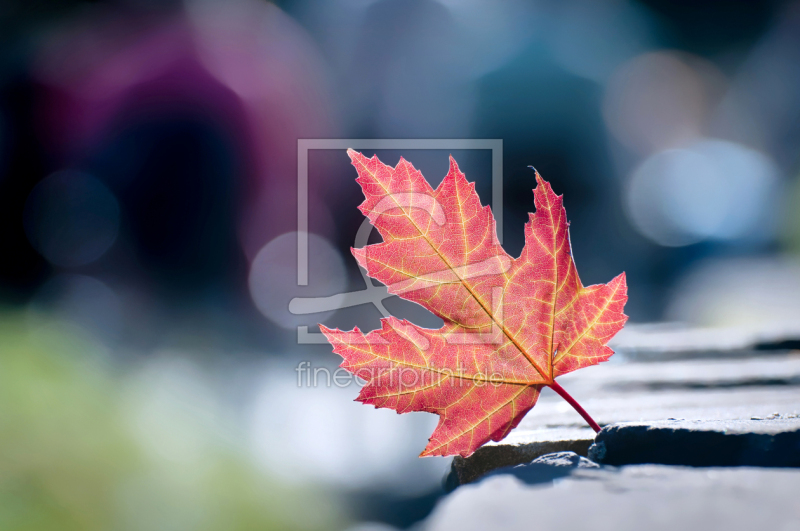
[1,0,800,529]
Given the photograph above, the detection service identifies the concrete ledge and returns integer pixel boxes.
[427,464,800,531]
[446,427,595,488]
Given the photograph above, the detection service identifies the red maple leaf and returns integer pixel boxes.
[321,150,628,457]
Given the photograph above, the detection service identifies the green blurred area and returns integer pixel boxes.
[782,173,800,255]
[0,314,342,531]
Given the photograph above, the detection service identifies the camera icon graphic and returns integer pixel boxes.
[290,139,503,344]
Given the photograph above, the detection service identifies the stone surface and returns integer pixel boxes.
[589,417,800,467]
[514,354,800,431]
[570,355,800,391]
[482,451,598,485]
[448,355,800,484]
[446,428,595,488]
[428,345,800,529]
[528,451,598,468]
[610,322,800,360]
[425,464,800,531]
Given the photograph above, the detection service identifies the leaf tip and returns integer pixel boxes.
[448,153,464,177]
[609,271,628,290]
[351,246,368,270]
[319,324,337,342]
[419,443,438,458]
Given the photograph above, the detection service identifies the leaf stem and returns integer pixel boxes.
[547,380,601,433]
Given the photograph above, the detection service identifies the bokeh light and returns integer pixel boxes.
[27,274,122,344]
[548,0,654,83]
[625,139,780,247]
[249,361,448,493]
[667,257,800,330]
[23,171,120,267]
[248,232,346,329]
[603,51,724,154]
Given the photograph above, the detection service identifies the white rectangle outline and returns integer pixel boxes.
[297,139,503,343]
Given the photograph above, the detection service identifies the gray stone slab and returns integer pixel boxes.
[553,354,800,393]
[480,451,598,485]
[446,428,595,487]
[514,354,800,430]
[425,464,800,531]
[610,322,800,360]
[589,417,800,467]
[520,386,800,429]
[450,356,800,483]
